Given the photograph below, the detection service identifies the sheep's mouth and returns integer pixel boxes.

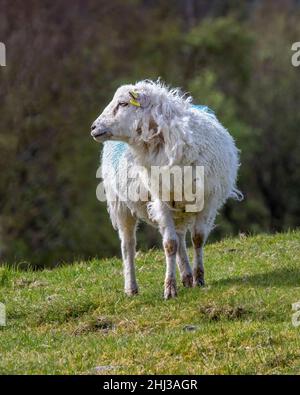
[93,131,106,138]
[91,130,112,141]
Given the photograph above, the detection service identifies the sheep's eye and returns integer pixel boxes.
[114,101,129,116]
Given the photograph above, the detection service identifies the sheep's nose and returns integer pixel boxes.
[91,123,98,137]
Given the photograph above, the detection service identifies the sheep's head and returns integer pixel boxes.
[91,84,145,143]
[91,80,192,164]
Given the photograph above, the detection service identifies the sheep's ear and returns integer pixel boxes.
[129,91,141,107]
[129,90,138,99]
[129,90,151,108]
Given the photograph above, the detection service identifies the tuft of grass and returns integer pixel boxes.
[73,316,114,335]
[199,303,249,321]
[0,230,300,374]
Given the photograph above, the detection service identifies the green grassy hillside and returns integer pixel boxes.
[0,231,300,374]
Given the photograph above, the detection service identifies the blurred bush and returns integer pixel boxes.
[0,0,299,267]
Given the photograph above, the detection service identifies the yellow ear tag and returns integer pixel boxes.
[130,98,141,107]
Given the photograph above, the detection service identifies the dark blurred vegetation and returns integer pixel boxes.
[0,0,299,267]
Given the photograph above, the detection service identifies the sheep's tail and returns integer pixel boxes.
[230,187,244,202]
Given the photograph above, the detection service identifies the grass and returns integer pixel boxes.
[0,230,300,374]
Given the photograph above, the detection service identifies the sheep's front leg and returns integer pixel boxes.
[176,232,193,287]
[163,235,178,299]
[118,212,138,296]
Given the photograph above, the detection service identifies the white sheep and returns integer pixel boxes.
[91,80,242,299]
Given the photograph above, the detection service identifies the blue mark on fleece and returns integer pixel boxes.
[192,104,215,117]
[102,141,128,171]
[102,104,215,170]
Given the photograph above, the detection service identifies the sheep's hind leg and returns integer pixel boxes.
[148,199,178,299]
[117,208,138,296]
[191,228,206,287]
[176,232,193,288]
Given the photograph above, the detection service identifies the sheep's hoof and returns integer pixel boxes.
[193,276,205,287]
[125,287,139,296]
[193,268,205,287]
[193,278,205,287]
[164,278,177,299]
[182,273,193,288]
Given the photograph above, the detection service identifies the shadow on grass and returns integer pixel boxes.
[212,267,300,288]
